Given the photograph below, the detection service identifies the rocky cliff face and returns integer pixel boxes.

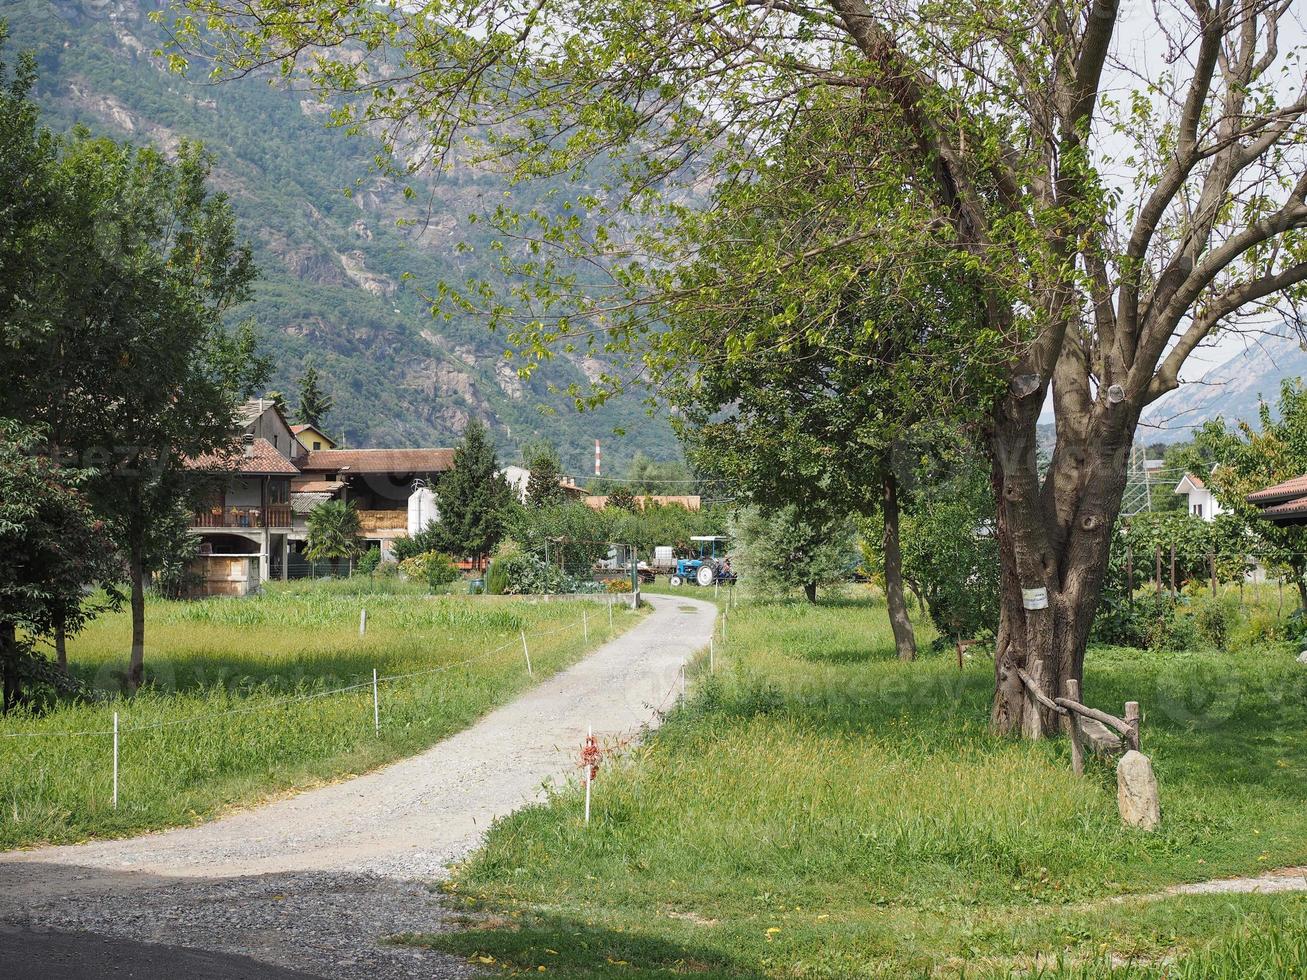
[6,0,677,470]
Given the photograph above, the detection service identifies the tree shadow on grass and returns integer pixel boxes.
[412,911,766,980]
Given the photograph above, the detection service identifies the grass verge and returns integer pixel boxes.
[1,578,640,848]
[413,590,1307,978]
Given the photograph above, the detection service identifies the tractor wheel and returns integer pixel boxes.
[696,565,716,587]
[669,574,684,587]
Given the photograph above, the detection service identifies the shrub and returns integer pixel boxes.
[356,546,381,576]
[485,558,509,595]
[399,551,461,590]
[1190,593,1238,649]
[499,552,601,595]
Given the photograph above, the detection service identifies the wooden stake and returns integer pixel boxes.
[1209,553,1217,596]
[1169,542,1176,595]
[1066,680,1085,777]
[1155,546,1162,592]
[1126,544,1134,611]
[1124,701,1141,751]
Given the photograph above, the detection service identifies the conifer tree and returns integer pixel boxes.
[436,419,512,561]
[296,365,333,428]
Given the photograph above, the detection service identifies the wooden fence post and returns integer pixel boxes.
[1154,546,1162,592]
[1126,544,1134,612]
[1209,553,1217,596]
[1066,679,1086,776]
[1124,701,1141,751]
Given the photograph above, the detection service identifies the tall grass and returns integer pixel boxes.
[418,589,1307,978]
[0,581,639,848]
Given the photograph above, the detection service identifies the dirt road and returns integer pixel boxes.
[0,593,717,980]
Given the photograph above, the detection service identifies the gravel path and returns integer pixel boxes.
[0,594,717,980]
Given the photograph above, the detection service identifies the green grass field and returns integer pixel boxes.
[0,578,639,848]
[416,589,1307,978]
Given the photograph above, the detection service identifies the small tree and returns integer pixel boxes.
[304,499,362,571]
[0,424,120,710]
[524,444,567,508]
[732,506,854,604]
[296,364,333,428]
[436,419,513,561]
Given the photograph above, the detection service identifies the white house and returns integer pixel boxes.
[1174,472,1224,521]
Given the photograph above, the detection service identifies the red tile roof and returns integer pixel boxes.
[290,424,312,434]
[291,479,346,493]
[1247,474,1307,504]
[1257,496,1307,520]
[1179,472,1205,490]
[186,438,301,477]
[299,448,455,475]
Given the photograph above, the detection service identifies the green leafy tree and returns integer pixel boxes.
[435,419,513,560]
[304,499,363,567]
[190,0,1307,736]
[296,364,333,428]
[732,506,855,604]
[0,48,266,692]
[605,486,636,512]
[524,443,567,508]
[1186,379,1307,605]
[0,424,121,711]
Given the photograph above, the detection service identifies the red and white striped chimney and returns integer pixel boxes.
[594,439,602,477]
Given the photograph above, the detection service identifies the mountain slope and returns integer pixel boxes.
[1141,331,1307,441]
[3,0,677,472]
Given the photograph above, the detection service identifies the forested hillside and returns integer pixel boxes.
[3,0,678,471]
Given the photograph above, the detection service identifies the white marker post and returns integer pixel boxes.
[583,608,589,643]
[521,630,533,676]
[111,711,119,809]
[709,637,715,673]
[584,724,593,825]
[608,599,614,629]
[372,668,380,734]
[680,660,687,702]
[359,608,368,636]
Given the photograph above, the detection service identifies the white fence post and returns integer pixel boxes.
[680,660,686,702]
[372,668,380,734]
[608,599,613,629]
[583,608,589,643]
[359,608,367,636]
[709,637,715,673]
[521,630,533,676]
[112,711,119,809]
[584,724,593,825]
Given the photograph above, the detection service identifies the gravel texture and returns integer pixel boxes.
[0,594,717,980]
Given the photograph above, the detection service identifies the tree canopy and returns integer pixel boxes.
[180,0,1307,735]
[435,419,513,559]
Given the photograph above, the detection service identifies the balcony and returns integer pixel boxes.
[192,505,293,530]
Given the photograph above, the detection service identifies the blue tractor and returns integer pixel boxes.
[668,536,736,587]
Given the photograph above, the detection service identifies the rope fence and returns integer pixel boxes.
[1,608,620,808]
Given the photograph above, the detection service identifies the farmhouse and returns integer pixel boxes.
[184,400,584,594]
[1246,473,1307,525]
[185,400,457,594]
[1173,471,1224,521]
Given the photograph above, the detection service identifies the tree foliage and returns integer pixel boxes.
[1186,379,1307,601]
[731,506,855,603]
[0,36,266,691]
[524,443,567,508]
[182,0,1307,733]
[0,424,120,711]
[296,364,333,429]
[304,499,363,563]
[434,418,513,558]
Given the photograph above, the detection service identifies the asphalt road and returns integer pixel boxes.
[0,925,326,979]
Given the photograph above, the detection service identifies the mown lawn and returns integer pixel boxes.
[0,578,640,848]
[415,590,1307,978]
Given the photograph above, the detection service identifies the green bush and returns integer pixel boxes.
[484,558,509,595]
[398,551,461,590]
[499,552,600,595]
[356,546,382,576]
[1191,593,1238,649]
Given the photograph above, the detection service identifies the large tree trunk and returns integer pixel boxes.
[803,581,817,604]
[127,538,146,693]
[1,623,19,714]
[881,472,916,662]
[55,621,67,672]
[989,388,1134,738]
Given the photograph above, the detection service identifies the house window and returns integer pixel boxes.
[273,434,279,448]
[313,441,322,450]
[1193,503,1203,518]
